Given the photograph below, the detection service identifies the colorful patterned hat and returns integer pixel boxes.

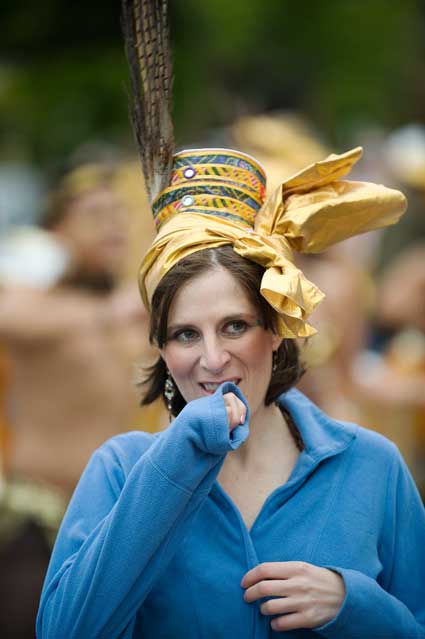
[152,149,266,229]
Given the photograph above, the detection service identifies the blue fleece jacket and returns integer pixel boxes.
[37,384,425,638]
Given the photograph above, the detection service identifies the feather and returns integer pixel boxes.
[121,0,175,203]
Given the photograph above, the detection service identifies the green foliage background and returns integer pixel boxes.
[1,0,424,168]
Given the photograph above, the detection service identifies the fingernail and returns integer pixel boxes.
[240,414,244,424]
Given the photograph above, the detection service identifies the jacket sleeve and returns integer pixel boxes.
[36,382,249,639]
[317,445,425,639]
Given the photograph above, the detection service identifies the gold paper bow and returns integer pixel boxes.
[139,147,406,338]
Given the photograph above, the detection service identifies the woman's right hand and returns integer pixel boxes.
[223,391,247,431]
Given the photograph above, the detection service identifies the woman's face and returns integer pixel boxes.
[161,266,282,419]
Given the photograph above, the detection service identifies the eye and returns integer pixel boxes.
[169,328,199,344]
[222,320,249,336]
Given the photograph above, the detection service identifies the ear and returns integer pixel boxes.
[271,333,283,352]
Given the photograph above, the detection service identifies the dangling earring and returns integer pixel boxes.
[272,350,278,374]
[164,369,176,420]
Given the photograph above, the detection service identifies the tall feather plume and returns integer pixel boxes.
[121,0,175,203]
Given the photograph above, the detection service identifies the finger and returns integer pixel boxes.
[241,561,307,588]
[225,404,240,431]
[244,579,291,603]
[260,596,299,617]
[224,397,241,430]
[235,396,246,425]
[223,393,246,429]
[223,392,245,414]
[225,408,241,431]
[271,612,311,632]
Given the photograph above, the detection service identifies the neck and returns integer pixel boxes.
[231,401,296,468]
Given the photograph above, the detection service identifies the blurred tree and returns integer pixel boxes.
[0,0,424,167]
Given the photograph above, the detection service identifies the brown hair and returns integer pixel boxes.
[140,245,305,416]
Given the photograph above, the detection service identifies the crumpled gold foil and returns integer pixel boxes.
[139,147,407,338]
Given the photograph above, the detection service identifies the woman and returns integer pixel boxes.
[37,2,424,637]
[36,154,425,638]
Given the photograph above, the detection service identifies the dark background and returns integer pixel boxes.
[1,0,425,171]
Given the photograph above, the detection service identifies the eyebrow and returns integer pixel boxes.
[167,312,262,333]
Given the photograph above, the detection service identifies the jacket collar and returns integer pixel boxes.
[278,388,357,462]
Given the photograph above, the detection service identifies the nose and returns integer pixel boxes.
[199,334,231,374]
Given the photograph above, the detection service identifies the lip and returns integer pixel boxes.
[199,378,241,385]
[198,379,241,395]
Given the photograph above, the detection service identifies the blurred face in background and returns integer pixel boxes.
[52,187,129,277]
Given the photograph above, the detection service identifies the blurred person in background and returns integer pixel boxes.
[377,125,425,267]
[351,242,425,494]
[348,126,425,493]
[376,242,425,336]
[0,163,162,639]
[295,249,372,422]
[231,111,331,196]
[298,133,425,494]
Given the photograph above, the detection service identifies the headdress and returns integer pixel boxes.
[122,0,407,338]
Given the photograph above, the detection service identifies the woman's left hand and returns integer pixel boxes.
[241,561,345,632]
